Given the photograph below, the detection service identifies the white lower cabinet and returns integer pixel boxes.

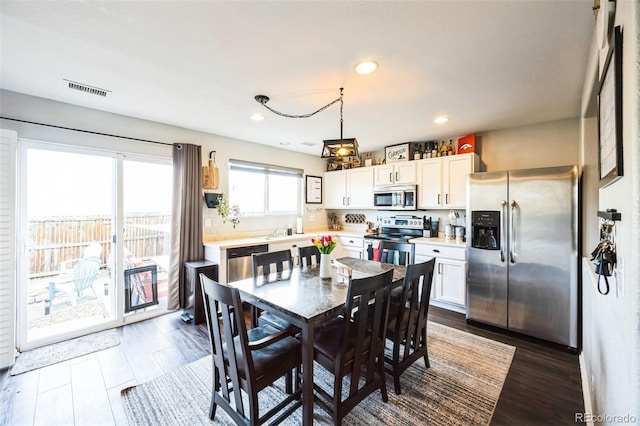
[334,235,364,259]
[269,238,311,268]
[415,243,466,313]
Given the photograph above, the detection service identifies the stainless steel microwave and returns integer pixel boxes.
[373,185,417,210]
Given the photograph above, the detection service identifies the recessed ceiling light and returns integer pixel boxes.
[251,113,264,121]
[280,142,290,146]
[355,61,378,75]
[434,116,449,124]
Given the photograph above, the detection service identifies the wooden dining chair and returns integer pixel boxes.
[384,259,436,394]
[250,250,298,332]
[298,245,321,267]
[200,274,302,425]
[312,269,394,424]
[379,241,415,265]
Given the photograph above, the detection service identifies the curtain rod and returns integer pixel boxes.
[0,116,173,147]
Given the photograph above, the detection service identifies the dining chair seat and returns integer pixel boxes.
[223,324,301,381]
[313,317,373,369]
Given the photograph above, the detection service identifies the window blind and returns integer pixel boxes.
[0,129,17,368]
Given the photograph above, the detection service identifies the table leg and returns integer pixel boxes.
[301,324,314,425]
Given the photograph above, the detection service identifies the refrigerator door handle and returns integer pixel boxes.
[510,200,517,263]
[500,200,507,262]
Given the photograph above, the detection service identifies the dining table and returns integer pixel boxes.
[228,257,406,426]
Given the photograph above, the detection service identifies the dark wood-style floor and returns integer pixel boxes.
[0,306,584,425]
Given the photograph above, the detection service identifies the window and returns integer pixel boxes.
[229,160,302,215]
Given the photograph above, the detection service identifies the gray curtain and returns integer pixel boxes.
[168,143,203,310]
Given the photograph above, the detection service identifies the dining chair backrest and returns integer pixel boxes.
[298,245,321,267]
[312,268,394,423]
[252,249,293,276]
[385,258,436,394]
[199,273,303,424]
[379,241,415,265]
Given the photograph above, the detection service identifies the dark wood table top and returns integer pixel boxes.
[229,257,406,326]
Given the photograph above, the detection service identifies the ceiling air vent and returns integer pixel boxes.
[64,79,111,97]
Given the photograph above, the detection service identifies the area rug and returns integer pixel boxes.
[121,322,515,425]
[10,329,120,375]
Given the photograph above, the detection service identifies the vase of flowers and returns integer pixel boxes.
[311,235,336,279]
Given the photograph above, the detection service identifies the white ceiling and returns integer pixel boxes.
[0,1,595,156]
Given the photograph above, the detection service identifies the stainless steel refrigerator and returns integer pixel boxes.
[465,165,578,348]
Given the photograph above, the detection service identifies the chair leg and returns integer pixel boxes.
[393,371,402,395]
[45,282,56,315]
[285,371,293,394]
[209,368,220,420]
[380,358,389,403]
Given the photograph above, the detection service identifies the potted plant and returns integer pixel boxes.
[216,195,241,228]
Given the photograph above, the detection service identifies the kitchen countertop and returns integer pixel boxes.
[409,237,467,248]
[203,230,365,250]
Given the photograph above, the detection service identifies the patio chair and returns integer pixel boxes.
[45,256,101,315]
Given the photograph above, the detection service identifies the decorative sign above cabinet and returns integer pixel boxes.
[385,143,410,163]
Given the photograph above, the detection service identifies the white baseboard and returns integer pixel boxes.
[579,351,595,426]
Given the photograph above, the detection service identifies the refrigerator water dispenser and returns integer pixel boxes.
[471,210,500,250]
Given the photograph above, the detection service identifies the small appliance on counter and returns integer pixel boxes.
[444,224,454,240]
[430,220,439,238]
[422,216,432,238]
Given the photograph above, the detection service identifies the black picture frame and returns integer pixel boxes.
[597,25,623,188]
[305,175,322,204]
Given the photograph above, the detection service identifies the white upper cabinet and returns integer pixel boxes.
[373,162,416,186]
[324,167,374,209]
[417,153,478,209]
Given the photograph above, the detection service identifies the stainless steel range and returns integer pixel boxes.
[364,215,424,260]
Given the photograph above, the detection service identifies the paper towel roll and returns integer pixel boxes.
[296,217,303,234]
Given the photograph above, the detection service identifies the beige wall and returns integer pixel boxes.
[0,90,329,239]
[475,118,580,172]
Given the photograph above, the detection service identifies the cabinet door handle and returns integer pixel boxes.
[432,249,440,253]
[389,172,393,183]
[437,194,441,204]
[342,196,346,205]
[446,194,449,204]
[395,172,399,181]
[438,263,442,274]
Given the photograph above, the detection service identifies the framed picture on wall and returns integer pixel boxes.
[597,25,623,188]
[305,175,322,204]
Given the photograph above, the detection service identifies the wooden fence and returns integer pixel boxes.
[28,213,170,278]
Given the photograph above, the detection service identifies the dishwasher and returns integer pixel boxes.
[227,244,269,282]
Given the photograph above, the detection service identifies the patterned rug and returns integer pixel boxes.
[122,322,515,425]
[10,329,120,375]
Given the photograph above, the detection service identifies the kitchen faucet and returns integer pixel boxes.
[272,228,280,237]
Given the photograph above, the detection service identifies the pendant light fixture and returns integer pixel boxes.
[254,88,358,159]
[320,88,359,159]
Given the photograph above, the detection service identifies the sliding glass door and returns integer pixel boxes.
[17,142,172,350]
[122,158,172,317]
